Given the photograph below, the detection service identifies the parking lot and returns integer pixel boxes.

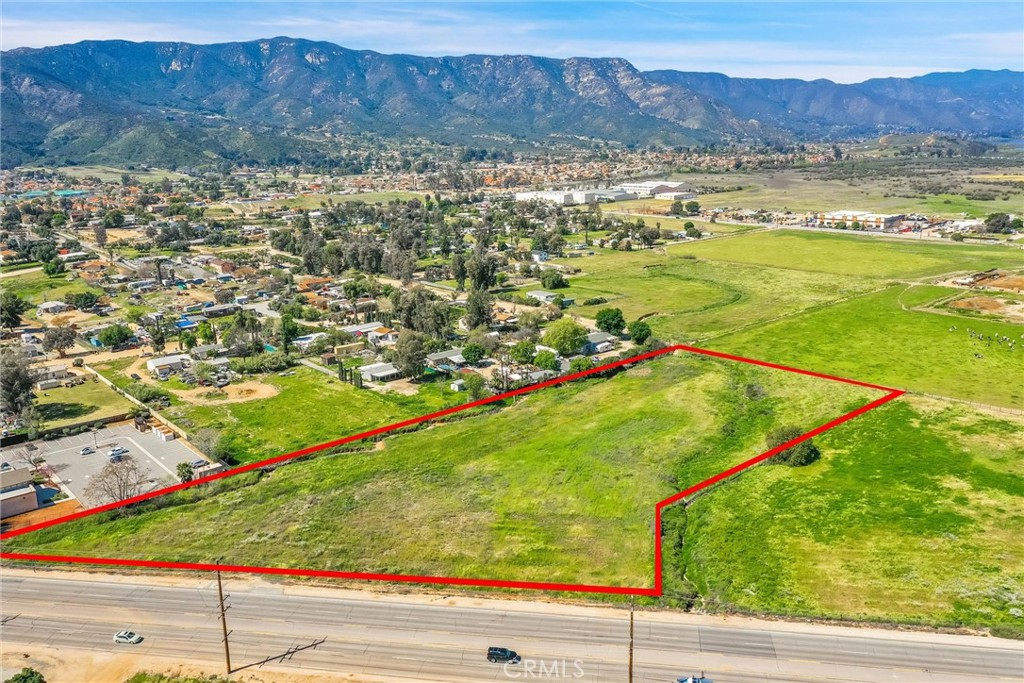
[2,422,206,508]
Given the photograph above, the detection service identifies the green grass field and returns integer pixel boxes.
[683,396,1024,629]
[668,166,1024,217]
[162,367,464,463]
[675,230,1024,279]
[217,191,419,213]
[4,354,880,588]
[32,165,189,182]
[4,271,104,312]
[602,211,756,235]
[555,246,879,340]
[35,379,135,428]
[713,284,1024,409]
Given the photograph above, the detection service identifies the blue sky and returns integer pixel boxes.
[2,1,1021,82]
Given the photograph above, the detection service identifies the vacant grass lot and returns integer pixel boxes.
[675,230,1024,279]
[603,211,756,235]
[217,191,419,213]
[4,271,104,314]
[557,248,878,340]
[683,396,1024,629]
[5,354,880,588]
[165,367,463,463]
[670,166,1024,217]
[714,284,1024,409]
[35,379,135,428]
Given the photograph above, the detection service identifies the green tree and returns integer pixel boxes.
[93,225,108,249]
[669,200,684,216]
[393,330,427,379]
[176,461,194,483]
[684,200,700,215]
[4,667,46,683]
[540,270,568,289]
[278,313,301,353]
[0,347,34,417]
[595,307,626,335]
[179,330,198,351]
[42,325,77,358]
[684,225,701,239]
[533,349,559,371]
[464,287,493,329]
[463,372,486,401]
[461,343,486,365]
[542,318,588,356]
[194,361,217,387]
[627,320,652,345]
[509,339,536,365]
[42,259,65,276]
[568,356,594,374]
[197,321,216,344]
[0,291,31,331]
[766,426,821,467]
[64,291,100,310]
[97,324,133,348]
[452,253,467,291]
[102,210,125,228]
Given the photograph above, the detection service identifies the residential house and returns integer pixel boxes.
[146,354,190,376]
[359,362,402,382]
[203,303,240,318]
[36,301,71,316]
[367,326,399,346]
[190,344,227,360]
[582,331,617,355]
[426,348,466,371]
[0,466,39,519]
[342,321,385,337]
[526,290,558,304]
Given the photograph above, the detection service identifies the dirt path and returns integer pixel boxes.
[109,356,280,404]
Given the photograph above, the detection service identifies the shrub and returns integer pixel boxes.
[766,426,821,466]
[229,351,297,374]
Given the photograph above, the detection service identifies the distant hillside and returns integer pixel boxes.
[2,37,1020,168]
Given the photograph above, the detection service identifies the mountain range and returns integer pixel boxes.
[2,37,1021,168]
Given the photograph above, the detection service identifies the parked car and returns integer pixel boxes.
[130,373,142,380]
[107,446,129,457]
[677,676,713,683]
[190,459,207,470]
[113,630,143,644]
[486,647,521,664]
[80,446,95,455]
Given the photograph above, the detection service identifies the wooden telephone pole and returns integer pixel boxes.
[216,560,232,675]
[628,595,635,683]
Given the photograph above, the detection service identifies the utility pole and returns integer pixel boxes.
[216,560,232,675]
[628,595,635,683]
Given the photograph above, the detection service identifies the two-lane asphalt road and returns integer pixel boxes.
[1,571,1021,682]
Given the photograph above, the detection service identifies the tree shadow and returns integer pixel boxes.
[37,402,98,423]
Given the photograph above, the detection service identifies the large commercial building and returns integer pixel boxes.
[816,211,905,231]
[616,181,696,199]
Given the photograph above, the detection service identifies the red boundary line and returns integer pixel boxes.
[0,344,904,595]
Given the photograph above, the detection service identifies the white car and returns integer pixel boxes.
[80,446,95,455]
[113,630,142,644]
[106,446,129,457]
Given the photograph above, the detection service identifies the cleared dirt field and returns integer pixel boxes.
[950,296,1024,323]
